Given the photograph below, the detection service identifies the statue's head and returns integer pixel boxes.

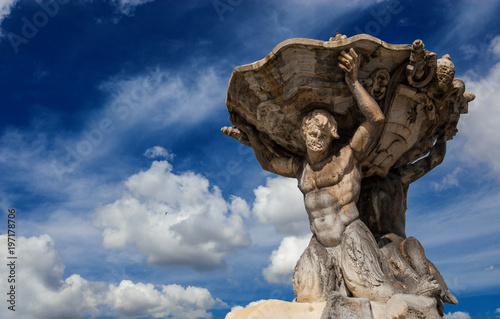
[301,109,339,153]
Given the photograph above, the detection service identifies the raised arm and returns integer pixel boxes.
[222,122,299,178]
[338,49,385,160]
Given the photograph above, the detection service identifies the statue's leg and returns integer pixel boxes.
[293,235,345,302]
[340,219,404,303]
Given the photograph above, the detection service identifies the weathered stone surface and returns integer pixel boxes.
[320,292,374,319]
[222,33,474,318]
[382,294,441,319]
[225,300,326,319]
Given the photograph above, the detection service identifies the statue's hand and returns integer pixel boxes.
[221,126,241,139]
[338,48,359,83]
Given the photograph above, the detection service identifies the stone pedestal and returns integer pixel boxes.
[225,294,441,319]
[225,300,325,319]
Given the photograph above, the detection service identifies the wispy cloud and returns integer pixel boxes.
[0,0,18,26]
[99,66,226,130]
[232,0,381,55]
[431,168,461,191]
[144,146,173,160]
[110,0,154,16]
[406,186,500,293]
[408,187,500,248]
[489,35,500,56]
[439,1,500,50]
[0,63,227,205]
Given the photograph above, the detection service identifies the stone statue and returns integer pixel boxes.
[222,34,474,319]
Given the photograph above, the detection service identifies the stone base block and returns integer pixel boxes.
[380,294,441,319]
[225,300,325,319]
[225,294,442,319]
[321,292,374,319]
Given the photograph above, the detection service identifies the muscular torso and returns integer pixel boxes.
[297,146,361,247]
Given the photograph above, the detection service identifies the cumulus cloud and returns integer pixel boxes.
[106,281,224,319]
[443,311,471,319]
[263,235,310,284]
[0,234,224,319]
[229,195,251,218]
[94,159,251,270]
[252,177,309,236]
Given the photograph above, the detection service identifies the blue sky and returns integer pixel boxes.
[0,0,499,318]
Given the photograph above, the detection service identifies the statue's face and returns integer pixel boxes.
[303,123,332,153]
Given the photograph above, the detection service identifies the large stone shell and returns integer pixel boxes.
[225,34,469,176]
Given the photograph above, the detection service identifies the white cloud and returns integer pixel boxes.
[0,0,18,25]
[252,177,309,236]
[229,195,251,218]
[94,159,251,270]
[443,311,471,319]
[496,307,500,313]
[232,1,383,58]
[408,187,500,249]
[0,234,225,319]
[100,66,225,130]
[489,35,500,57]
[106,281,223,319]
[405,184,500,293]
[111,0,154,16]
[458,59,500,175]
[460,44,479,60]
[263,235,310,284]
[144,146,173,159]
[431,167,461,191]
[231,299,267,312]
[0,65,226,186]
[439,3,498,48]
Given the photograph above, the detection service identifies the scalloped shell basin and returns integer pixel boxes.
[225,34,412,158]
